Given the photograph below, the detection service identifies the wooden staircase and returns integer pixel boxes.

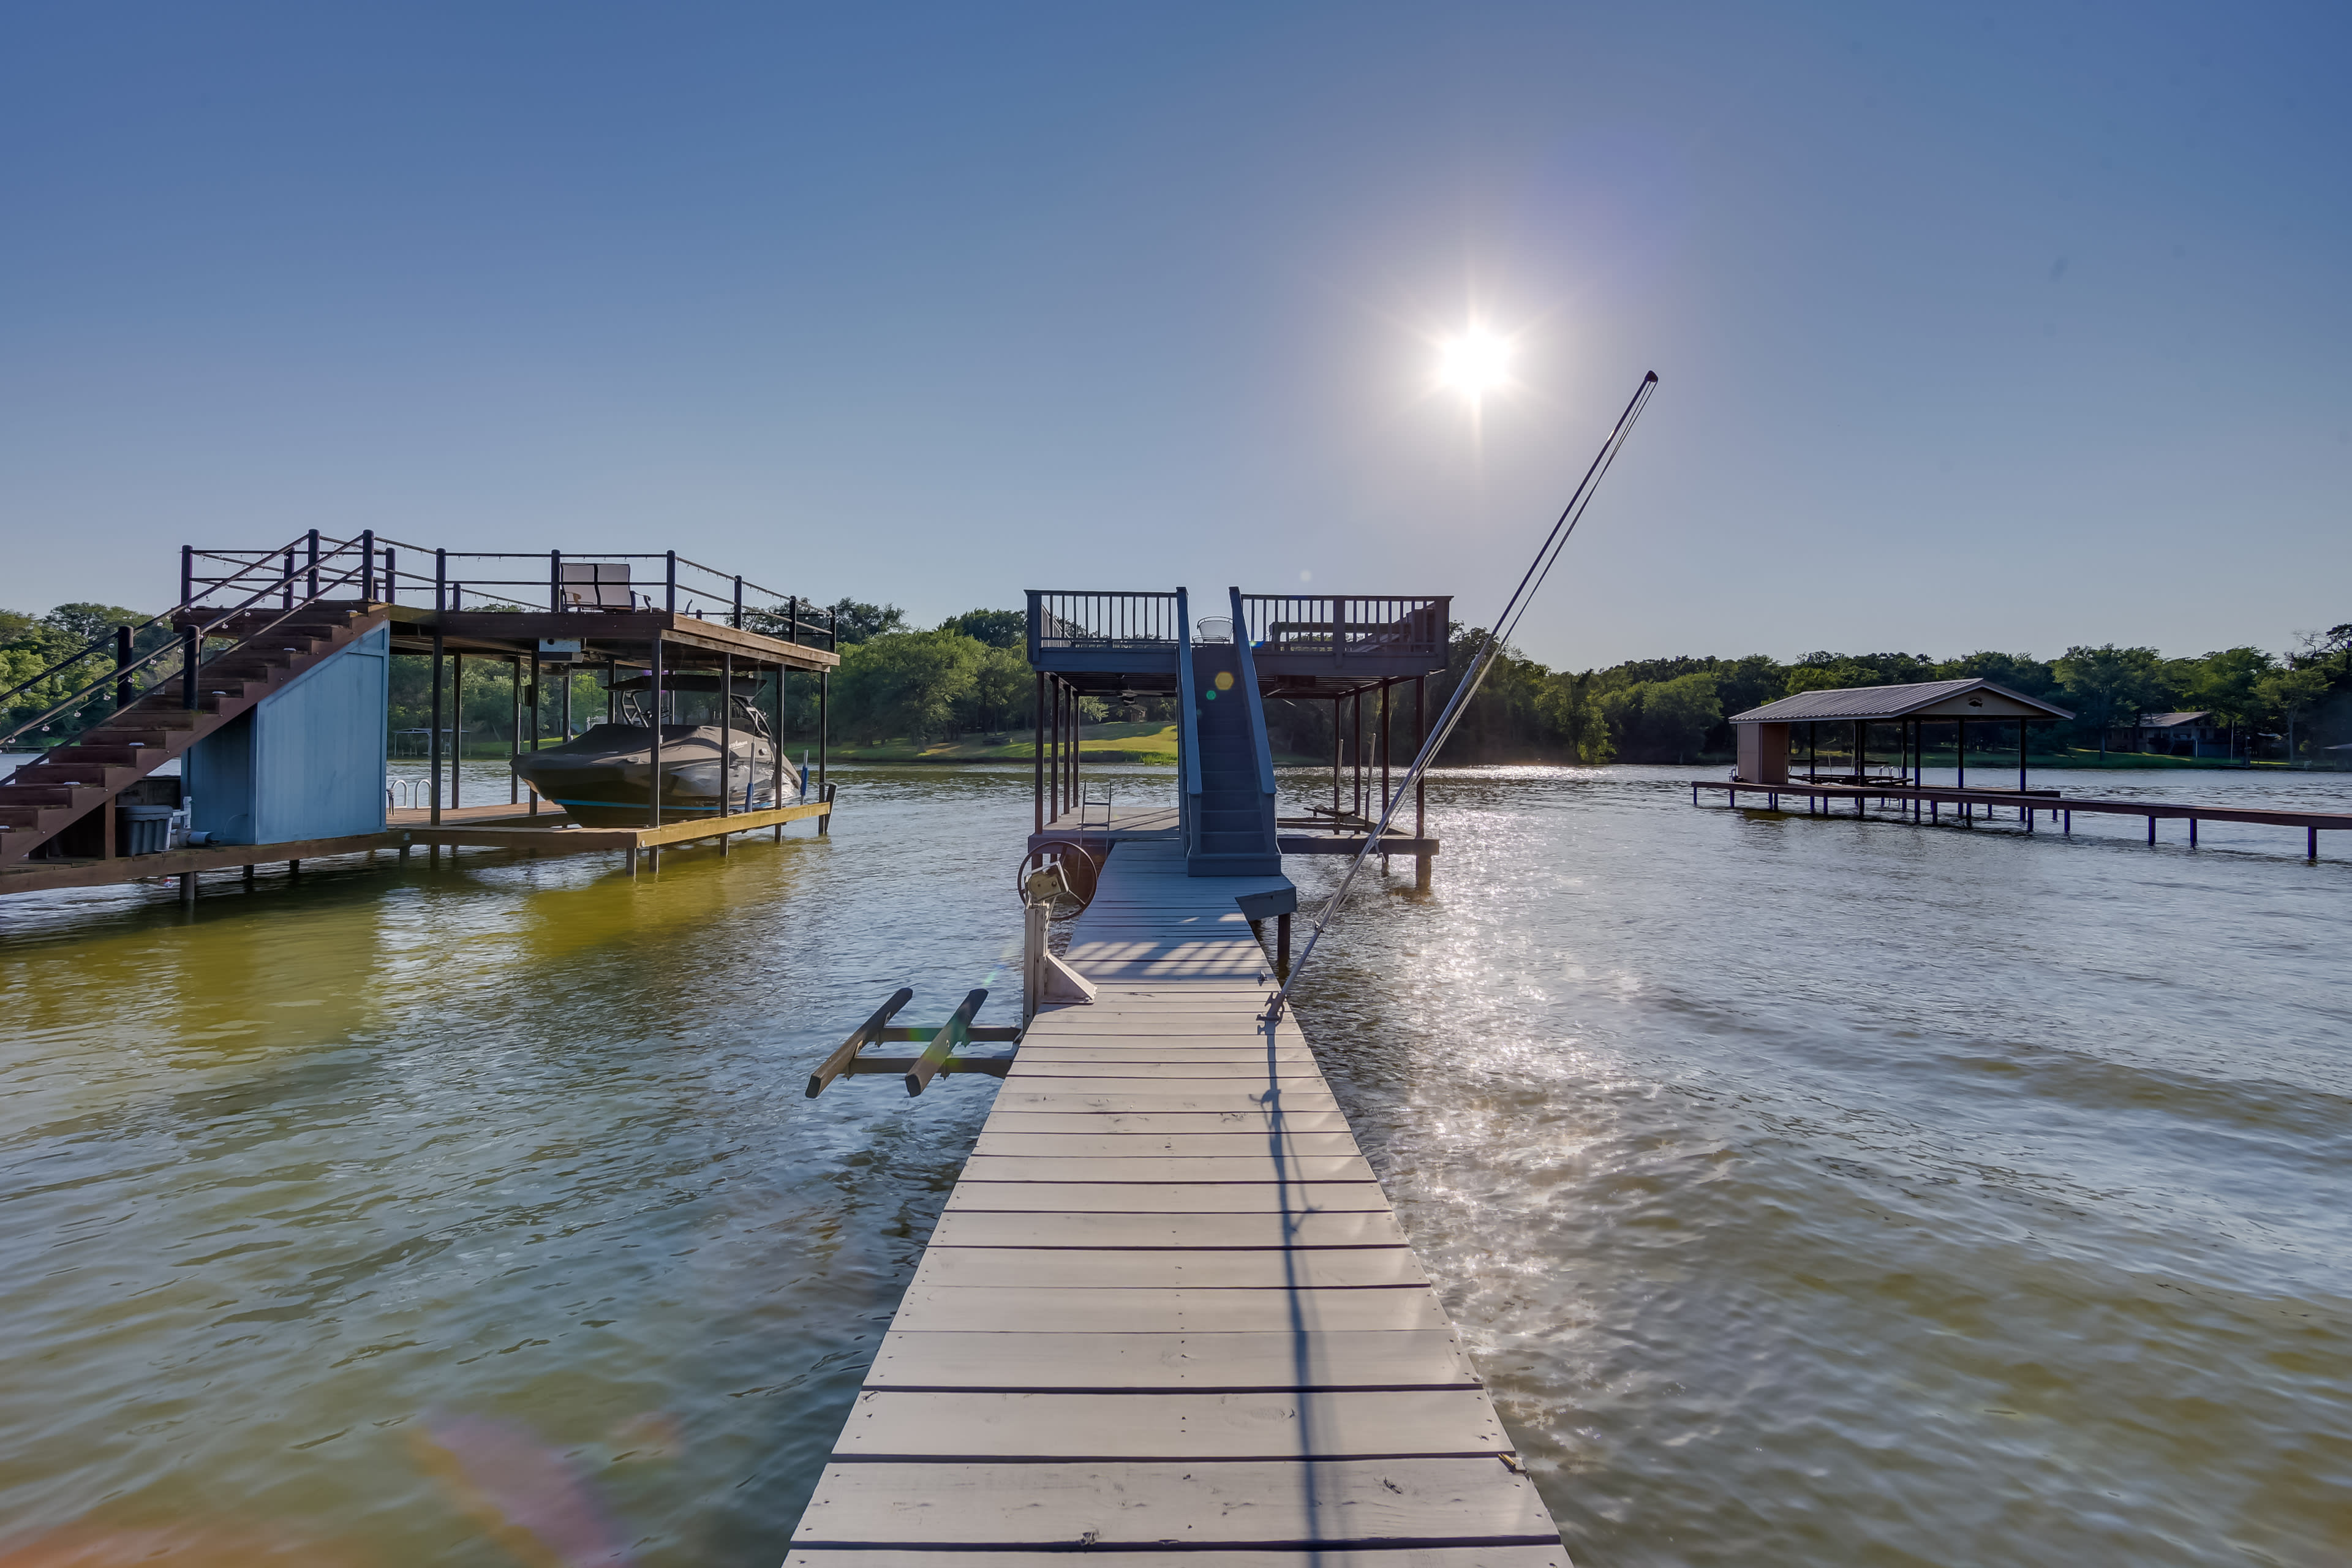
[0,605,387,868]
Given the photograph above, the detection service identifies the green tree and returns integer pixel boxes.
[1645,671,1723,763]
[942,609,1027,649]
[829,598,908,646]
[2257,666,2331,760]
[965,643,1035,732]
[2177,647,2274,732]
[1934,650,2058,698]
[2056,645,2168,757]
[835,630,982,742]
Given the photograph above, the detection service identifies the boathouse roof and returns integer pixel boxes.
[1729,677,2073,725]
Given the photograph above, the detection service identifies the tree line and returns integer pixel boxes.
[10,594,2348,765]
[1393,629,2352,764]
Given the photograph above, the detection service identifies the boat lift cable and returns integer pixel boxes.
[1262,369,1659,1025]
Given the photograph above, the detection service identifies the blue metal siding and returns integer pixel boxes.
[187,623,389,845]
[186,710,256,844]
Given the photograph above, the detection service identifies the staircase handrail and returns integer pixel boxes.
[1174,588,1200,856]
[0,543,372,752]
[1228,586,1278,799]
[0,526,335,714]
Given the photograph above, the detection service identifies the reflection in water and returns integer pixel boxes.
[1,763,2348,1566]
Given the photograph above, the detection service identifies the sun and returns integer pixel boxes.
[1437,326,1512,400]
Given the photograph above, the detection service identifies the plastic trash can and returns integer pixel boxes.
[121,804,173,856]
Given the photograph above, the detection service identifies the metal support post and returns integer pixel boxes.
[550,549,562,613]
[306,528,320,600]
[1033,671,1046,834]
[429,628,444,824]
[527,650,541,815]
[509,657,522,805]
[720,652,734,826]
[665,551,677,613]
[451,653,464,810]
[361,529,374,600]
[179,872,195,905]
[1277,911,1292,974]
[773,662,787,840]
[179,544,194,609]
[649,636,665,829]
[1351,689,1363,817]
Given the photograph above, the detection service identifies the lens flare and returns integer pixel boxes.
[1437,328,1512,399]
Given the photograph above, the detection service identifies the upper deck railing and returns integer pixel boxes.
[1236,595,1450,662]
[1026,590,1452,673]
[181,540,836,646]
[1025,591,1185,662]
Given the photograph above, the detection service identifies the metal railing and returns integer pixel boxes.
[175,536,839,647]
[1026,590,1185,660]
[1235,595,1450,660]
[2,531,377,753]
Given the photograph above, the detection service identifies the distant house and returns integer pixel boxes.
[2117,711,2228,758]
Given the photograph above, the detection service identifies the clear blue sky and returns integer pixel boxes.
[4,2,2346,668]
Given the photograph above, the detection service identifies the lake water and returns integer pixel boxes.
[1,764,2347,1566]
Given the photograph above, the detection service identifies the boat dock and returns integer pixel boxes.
[1692,778,2348,860]
[1,530,840,900]
[787,840,1563,1566]
[1709,678,2346,861]
[791,585,1566,1564]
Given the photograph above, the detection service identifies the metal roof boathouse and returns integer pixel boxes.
[1729,677,2074,794]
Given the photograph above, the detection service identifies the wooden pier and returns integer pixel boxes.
[1694,777,2348,860]
[788,839,1562,1566]
[0,794,836,898]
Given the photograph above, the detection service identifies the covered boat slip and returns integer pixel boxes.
[788,840,1565,1567]
[1711,677,2345,861]
[1727,677,2075,794]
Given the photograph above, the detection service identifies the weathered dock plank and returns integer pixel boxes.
[786,840,1560,1566]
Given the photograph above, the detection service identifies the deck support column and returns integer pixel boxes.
[451,654,464,810]
[1033,671,1046,835]
[1379,679,1391,872]
[527,649,541,816]
[774,659,788,841]
[1414,675,1430,890]
[428,627,445,825]
[1352,688,1365,818]
[718,651,734,855]
[1331,696,1342,818]
[179,871,195,905]
[509,655,521,805]
[648,635,665,831]
[1277,911,1292,974]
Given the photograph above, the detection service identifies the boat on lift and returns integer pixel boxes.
[511,673,788,826]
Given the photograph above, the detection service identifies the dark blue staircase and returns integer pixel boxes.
[1184,635,1281,877]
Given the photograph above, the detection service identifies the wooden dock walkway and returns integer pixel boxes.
[787,840,1562,1566]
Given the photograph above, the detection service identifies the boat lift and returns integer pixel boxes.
[804,859,1097,1098]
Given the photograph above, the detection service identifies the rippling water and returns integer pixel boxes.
[2,764,2347,1566]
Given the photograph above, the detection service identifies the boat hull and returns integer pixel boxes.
[510,723,786,826]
